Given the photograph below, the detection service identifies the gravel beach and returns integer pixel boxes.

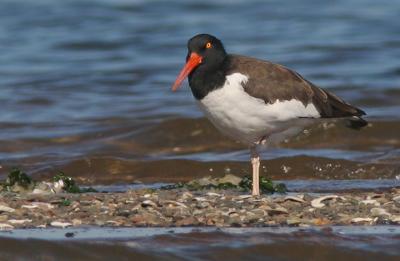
[1,187,399,230]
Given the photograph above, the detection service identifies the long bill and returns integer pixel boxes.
[172,52,202,91]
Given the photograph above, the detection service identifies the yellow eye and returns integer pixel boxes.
[205,42,212,49]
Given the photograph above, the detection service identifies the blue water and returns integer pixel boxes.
[1,1,400,258]
[0,226,399,260]
[0,0,399,179]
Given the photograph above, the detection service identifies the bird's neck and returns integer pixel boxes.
[188,60,227,100]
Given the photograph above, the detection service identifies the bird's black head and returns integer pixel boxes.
[172,34,227,91]
[187,34,227,70]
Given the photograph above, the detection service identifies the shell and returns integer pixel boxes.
[311,195,343,208]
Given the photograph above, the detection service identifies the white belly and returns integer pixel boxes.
[197,73,320,145]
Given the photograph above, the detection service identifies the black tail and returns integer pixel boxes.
[309,83,368,130]
[345,116,368,130]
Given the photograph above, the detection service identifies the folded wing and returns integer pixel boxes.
[226,54,366,127]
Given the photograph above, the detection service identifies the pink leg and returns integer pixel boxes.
[250,147,260,196]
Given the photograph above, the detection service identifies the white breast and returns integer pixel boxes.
[197,73,320,145]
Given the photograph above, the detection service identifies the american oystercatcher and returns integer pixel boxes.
[172,34,367,196]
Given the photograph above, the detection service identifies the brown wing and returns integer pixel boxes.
[225,54,366,118]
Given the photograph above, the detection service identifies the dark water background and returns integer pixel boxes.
[1,0,400,259]
[1,0,400,184]
[0,0,400,184]
[1,227,399,261]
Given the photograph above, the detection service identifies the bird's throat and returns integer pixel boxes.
[188,64,226,100]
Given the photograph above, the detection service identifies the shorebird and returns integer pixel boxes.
[172,34,367,196]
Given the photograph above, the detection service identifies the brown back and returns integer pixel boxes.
[225,54,366,118]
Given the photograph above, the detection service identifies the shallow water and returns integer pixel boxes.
[2,1,400,259]
[0,227,399,260]
[87,179,400,193]
[0,0,400,184]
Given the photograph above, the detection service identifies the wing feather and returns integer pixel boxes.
[225,54,366,119]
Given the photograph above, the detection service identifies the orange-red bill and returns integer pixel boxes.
[172,52,202,91]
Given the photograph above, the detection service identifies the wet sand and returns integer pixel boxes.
[2,119,400,185]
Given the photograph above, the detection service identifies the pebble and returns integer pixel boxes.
[311,195,340,208]
[31,202,54,209]
[32,188,49,194]
[141,200,157,208]
[50,221,72,228]
[0,205,15,213]
[22,205,38,209]
[237,195,252,200]
[360,199,380,206]
[0,223,14,230]
[8,219,32,225]
[283,196,305,203]
[0,185,399,228]
[351,217,373,223]
[181,192,193,200]
[36,224,47,228]
[176,216,198,226]
[390,215,400,223]
[206,192,221,197]
[194,197,208,202]
[268,206,289,215]
[72,219,82,226]
[164,200,188,208]
[286,218,302,225]
[370,208,391,218]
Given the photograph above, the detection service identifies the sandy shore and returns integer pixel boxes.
[1,187,399,229]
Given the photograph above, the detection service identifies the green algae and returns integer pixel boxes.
[161,174,287,194]
[53,172,81,193]
[1,168,97,194]
[0,168,34,192]
[239,175,287,194]
[5,168,32,188]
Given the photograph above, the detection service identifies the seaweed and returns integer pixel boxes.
[161,175,286,194]
[53,172,97,193]
[53,172,81,193]
[239,175,287,194]
[4,168,32,189]
[80,187,98,193]
[216,182,237,190]
[60,198,72,206]
[0,168,97,194]
[160,182,185,190]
